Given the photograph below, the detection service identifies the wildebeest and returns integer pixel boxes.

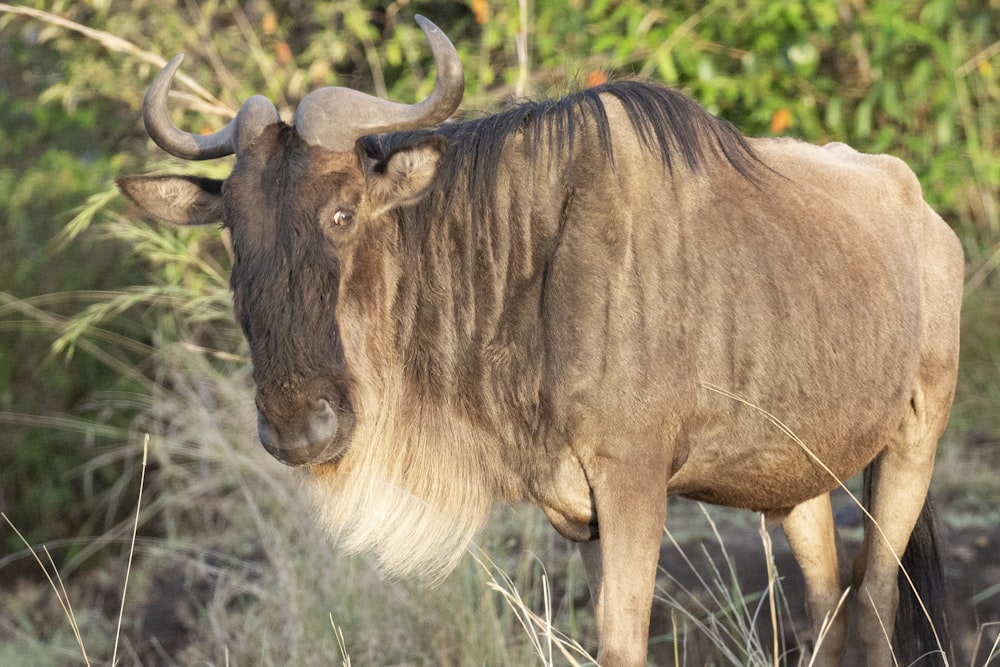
[118,16,963,666]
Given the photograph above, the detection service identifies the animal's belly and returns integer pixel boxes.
[667,457,850,511]
[670,361,916,511]
[664,415,890,511]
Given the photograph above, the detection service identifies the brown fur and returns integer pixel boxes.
[119,79,963,666]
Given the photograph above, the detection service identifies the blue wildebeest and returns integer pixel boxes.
[118,16,963,666]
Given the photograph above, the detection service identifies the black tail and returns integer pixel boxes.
[894,495,952,665]
[862,466,951,665]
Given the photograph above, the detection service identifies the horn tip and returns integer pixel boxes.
[414,15,439,34]
[155,54,186,81]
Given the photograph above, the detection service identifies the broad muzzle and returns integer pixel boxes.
[257,398,343,466]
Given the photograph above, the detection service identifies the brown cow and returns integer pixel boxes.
[118,16,963,666]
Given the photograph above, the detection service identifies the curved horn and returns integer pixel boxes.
[143,54,280,160]
[295,15,464,151]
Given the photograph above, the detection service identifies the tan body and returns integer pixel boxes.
[119,19,962,666]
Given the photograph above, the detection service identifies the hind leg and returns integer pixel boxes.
[855,387,944,665]
[782,492,849,666]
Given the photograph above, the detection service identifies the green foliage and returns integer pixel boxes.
[0,49,146,552]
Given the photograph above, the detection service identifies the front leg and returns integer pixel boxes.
[580,455,668,667]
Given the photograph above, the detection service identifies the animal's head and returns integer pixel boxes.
[118,16,462,467]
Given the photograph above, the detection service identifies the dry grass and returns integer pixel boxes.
[3,416,998,665]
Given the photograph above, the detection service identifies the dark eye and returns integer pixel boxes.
[332,210,354,226]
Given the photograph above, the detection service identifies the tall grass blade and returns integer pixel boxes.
[469,546,596,666]
[111,435,148,666]
[806,588,850,667]
[757,515,779,666]
[1,514,91,666]
[329,614,352,667]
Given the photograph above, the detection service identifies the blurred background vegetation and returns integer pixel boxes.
[0,0,998,664]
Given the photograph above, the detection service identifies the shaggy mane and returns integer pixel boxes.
[360,80,761,205]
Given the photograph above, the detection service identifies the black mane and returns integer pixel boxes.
[360,80,761,197]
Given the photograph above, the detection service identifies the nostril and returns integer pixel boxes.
[307,398,338,446]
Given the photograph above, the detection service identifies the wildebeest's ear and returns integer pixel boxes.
[116,175,225,226]
[364,135,447,212]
